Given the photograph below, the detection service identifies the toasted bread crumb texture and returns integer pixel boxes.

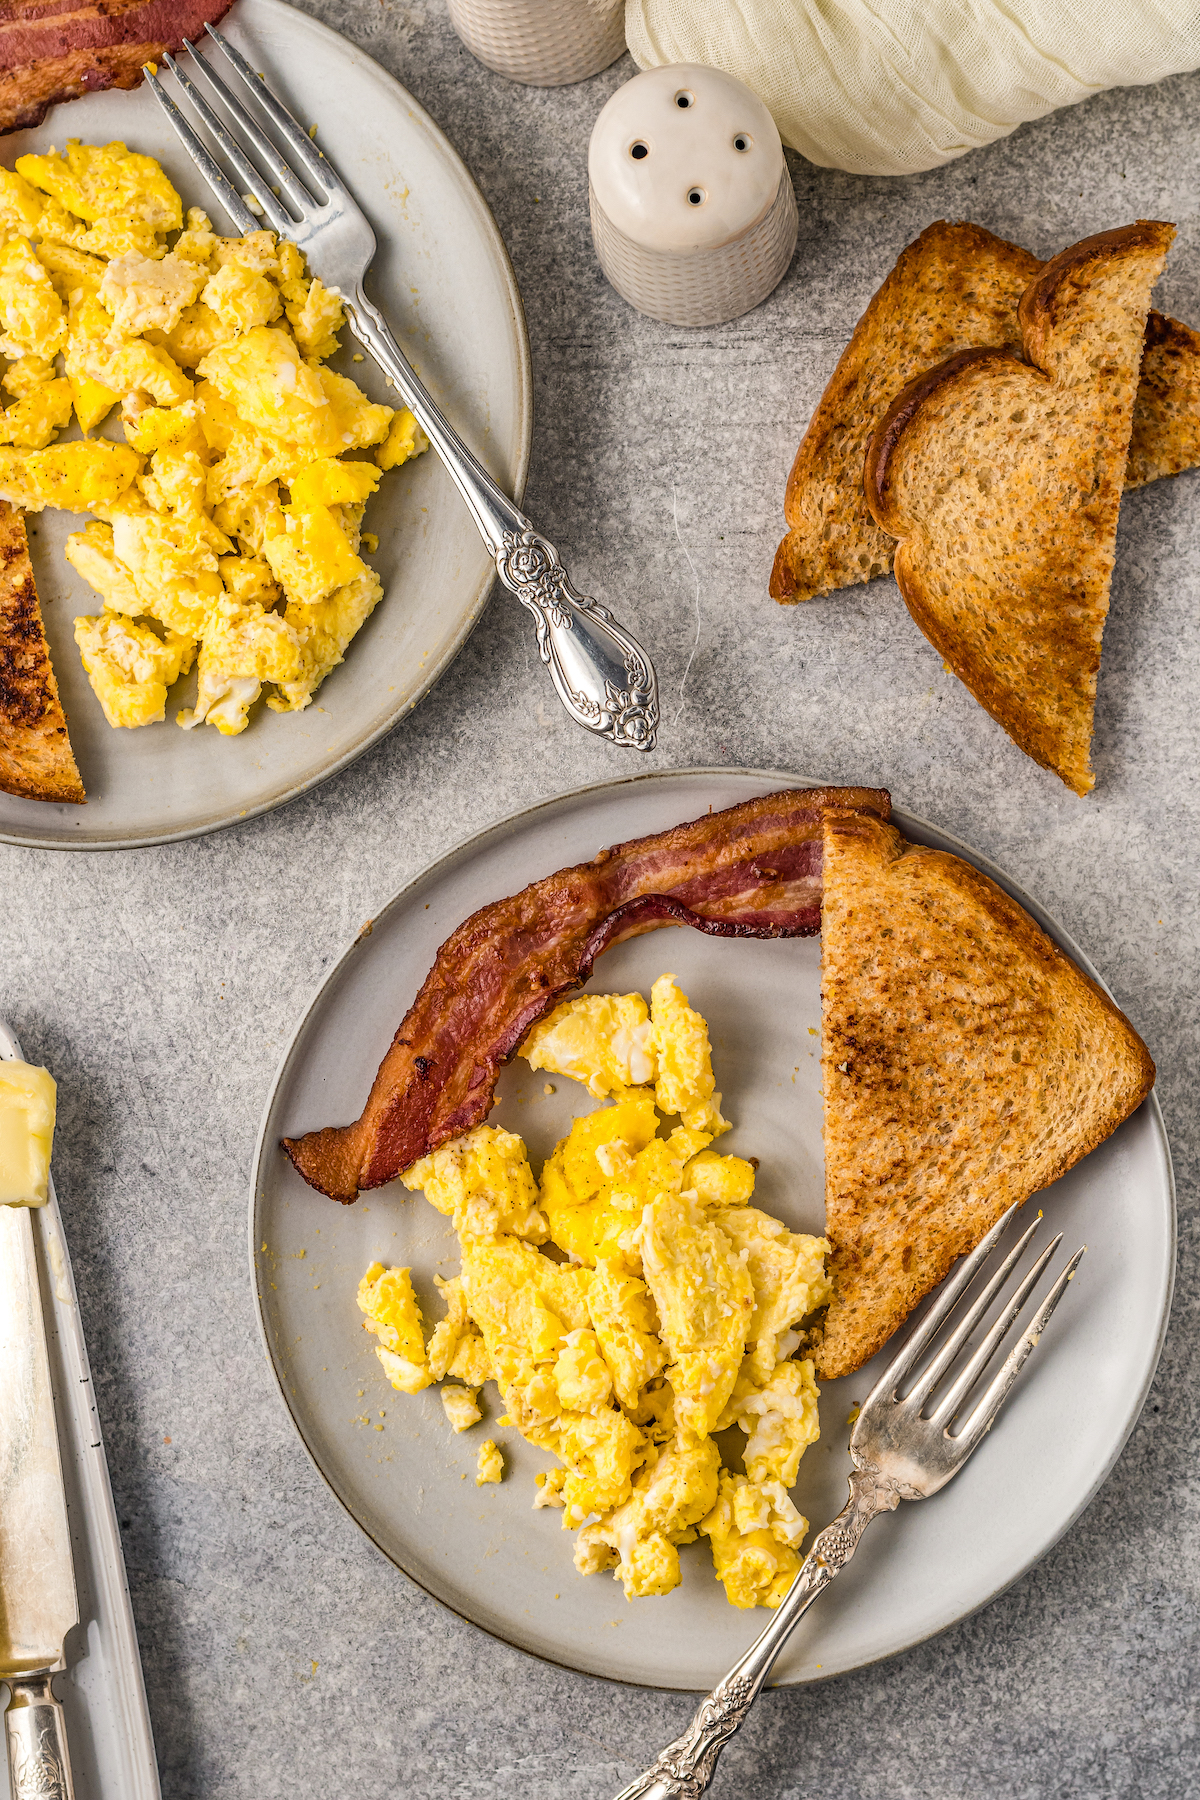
[771,222,1040,605]
[0,499,84,802]
[816,810,1155,1382]
[769,219,1200,606]
[1126,309,1200,488]
[865,221,1173,795]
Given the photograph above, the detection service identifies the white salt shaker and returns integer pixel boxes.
[446,0,626,86]
[588,63,798,327]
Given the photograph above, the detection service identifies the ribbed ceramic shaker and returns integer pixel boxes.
[446,0,626,86]
[589,63,799,327]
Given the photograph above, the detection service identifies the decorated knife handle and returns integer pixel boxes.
[5,1672,76,1800]
[612,1470,900,1800]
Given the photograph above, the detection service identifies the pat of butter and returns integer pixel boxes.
[0,1060,56,1207]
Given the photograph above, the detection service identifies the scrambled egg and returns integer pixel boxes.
[639,1191,754,1440]
[404,1125,547,1245]
[356,974,833,1611]
[523,972,731,1136]
[523,991,655,1098]
[477,1440,504,1486]
[442,1385,482,1433]
[0,140,428,738]
[357,1261,432,1395]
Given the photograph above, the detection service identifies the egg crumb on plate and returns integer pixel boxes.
[442,1384,482,1433]
[0,140,429,738]
[477,1439,504,1486]
[356,975,833,1611]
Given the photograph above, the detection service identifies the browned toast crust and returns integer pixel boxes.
[1125,308,1200,488]
[864,346,1011,511]
[1016,221,1177,346]
[0,502,84,804]
[862,221,1174,795]
[770,220,1200,604]
[772,222,1040,604]
[816,810,1155,1381]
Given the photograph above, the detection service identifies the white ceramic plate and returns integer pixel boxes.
[250,769,1174,1690]
[0,0,531,850]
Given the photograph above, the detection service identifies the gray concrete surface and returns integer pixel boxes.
[3,3,1198,1794]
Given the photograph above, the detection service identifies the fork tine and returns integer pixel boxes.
[903,1216,1045,1409]
[142,65,259,235]
[862,1201,1022,1407]
[949,1245,1086,1459]
[177,40,315,217]
[924,1231,1062,1426]
[203,24,339,195]
[161,50,293,236]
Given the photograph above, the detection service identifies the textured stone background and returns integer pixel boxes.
[2,3,1198,1795]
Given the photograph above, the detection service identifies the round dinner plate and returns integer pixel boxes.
[0,0,531,850]
[250,769,1175,1690]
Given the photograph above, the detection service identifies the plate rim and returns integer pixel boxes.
[247,766,1176,1690]
[0,0,533,854]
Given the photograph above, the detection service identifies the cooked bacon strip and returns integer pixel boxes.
[283,786,891,1202]
[0,0,233,134]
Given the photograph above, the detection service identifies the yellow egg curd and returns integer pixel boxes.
[0,141,428,739]
[356,975,833,1611]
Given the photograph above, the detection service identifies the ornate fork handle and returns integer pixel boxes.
[613,1471,900,1800]
[345,285,659,751]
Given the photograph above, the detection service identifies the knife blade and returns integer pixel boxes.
[0,1078,78,1800]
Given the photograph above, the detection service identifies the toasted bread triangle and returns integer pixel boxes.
[0,501,84,805]
[864,221,1173,794]
[769,220,1200,606]
[815,809,1154,1382]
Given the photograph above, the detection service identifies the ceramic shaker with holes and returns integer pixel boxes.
[588,63,799,326]
[446,0,626,85]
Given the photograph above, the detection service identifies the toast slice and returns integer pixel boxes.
[1125,308,1200,488]
[0,501,84,804]
[769,221,1200,604]
[864,221,1173,796]
[816,809,1155,1382]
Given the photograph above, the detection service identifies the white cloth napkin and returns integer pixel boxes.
[624,0,1200,176]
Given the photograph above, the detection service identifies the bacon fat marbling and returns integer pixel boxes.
[0,0,233,133]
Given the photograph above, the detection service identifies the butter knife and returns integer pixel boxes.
[0,1053,77,1800]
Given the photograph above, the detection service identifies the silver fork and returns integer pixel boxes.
[144,29,659,752]
[614,1203,1085,1800]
